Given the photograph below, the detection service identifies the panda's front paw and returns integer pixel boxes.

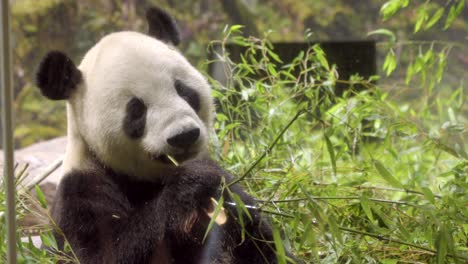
[166,159,226,208]
[161,159,229,240]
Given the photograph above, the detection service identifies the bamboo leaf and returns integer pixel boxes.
[324,133,337,177]
[406,61,415,84]
[425,8,444,30]
[421,187,435,204]
[435,225,448,264]
[444,0,464,30]
[273,226,286,264]
[367,28,396,43]
[40,232,58,250]
[373,160,404,188]
[313,45,329,70]
[371,204,394,228]
[202,196,225,243]
[328,214,343,244]
[380,0,409,20]
[267,49,283,63]
[383,50,397,76]
[35,185,48,209]
[414,6,428,33]
[361,195,374,222]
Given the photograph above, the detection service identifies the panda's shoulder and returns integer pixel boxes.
[57,168,114,198]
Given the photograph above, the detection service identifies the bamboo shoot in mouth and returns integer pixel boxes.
[166,154,180,166]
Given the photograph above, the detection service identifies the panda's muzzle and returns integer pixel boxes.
[150,128,201,165]
[166,128,200,149]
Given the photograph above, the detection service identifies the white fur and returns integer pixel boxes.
[63,31,214,180]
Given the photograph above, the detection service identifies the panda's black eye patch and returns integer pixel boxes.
[123,97,147,139]
[175,80,200,112]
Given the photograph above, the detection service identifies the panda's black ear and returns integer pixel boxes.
[36,51,82,100]
[146,7,180,46]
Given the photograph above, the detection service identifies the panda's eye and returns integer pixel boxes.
[175,80,200,112]
[127,97,146,119]
[123,97,147,139]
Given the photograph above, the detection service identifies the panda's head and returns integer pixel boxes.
[36,7,214,180]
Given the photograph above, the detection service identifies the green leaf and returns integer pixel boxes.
[367,28,396,43]
[229,25,244,33]
[383,50,397,76]
[267,63,278,76]
[435,225,448,263]
[414,5,428,33]
[328,214,343,244]
[405,61,415,84]
[230,192,252,222]
[324,133,337,177]
[444,0,464,30]
[35,185,48,209]
[434,141,463,159]
[422,49,434,64]
[267,49,283,63]
[421,187,435,204]
[425,8,444,30]
[40,232,58,249]
[380,0,409,20]
[273,226,286,264]
[373,160,404,188]
[371,204,394,228]
[436,51,447,83]
[202,196,225,243]
[360,195,374,222]
[313,45,329,71]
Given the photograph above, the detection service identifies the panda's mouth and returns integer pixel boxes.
[152,152,196,165]
[156,154,173,164]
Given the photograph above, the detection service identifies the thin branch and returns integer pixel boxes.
[311,182,442,199]
[339,226,468,261]
[228,109,305,186]
[27,158,63,191]
[376,40,465,49]
[258,196,419,207]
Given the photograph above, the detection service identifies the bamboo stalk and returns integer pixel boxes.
[1,0,17,263]
[229,109,305,187]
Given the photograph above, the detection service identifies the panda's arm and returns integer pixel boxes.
[52,170,166,264]
[161,159,287,264]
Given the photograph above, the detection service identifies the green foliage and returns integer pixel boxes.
[0,167,77,263]
[208,23,467,262]
[380,0,409,21]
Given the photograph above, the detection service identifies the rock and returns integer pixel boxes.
[0,136,66,186]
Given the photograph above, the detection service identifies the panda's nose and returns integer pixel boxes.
[167,128,200,149]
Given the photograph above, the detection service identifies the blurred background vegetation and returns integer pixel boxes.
[1,0,467,263]
[9,0,467,147]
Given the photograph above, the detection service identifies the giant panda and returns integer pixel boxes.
[36,6,297,264]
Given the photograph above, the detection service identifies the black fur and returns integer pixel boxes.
[146,7,181,46]
[123,97,147,139]
[51,159,291,264]
[175,80,201,112]
[36,51,82,100]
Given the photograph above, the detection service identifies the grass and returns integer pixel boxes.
[1,24,467,264]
